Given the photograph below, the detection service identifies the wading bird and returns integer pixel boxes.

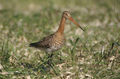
[30,11,84,53]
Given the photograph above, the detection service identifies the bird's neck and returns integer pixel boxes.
[56,15,66,34]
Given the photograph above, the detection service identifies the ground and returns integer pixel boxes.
[0,0,120,79]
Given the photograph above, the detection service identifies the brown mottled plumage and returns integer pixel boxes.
[30,11,84,52]
[30,32,64,52]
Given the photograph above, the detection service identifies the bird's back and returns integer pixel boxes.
[30,32,65,52]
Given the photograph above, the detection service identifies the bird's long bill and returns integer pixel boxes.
[68,17,84,31]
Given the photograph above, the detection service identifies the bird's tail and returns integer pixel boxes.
[29,42,39,47]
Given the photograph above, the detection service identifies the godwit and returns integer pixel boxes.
[30,11,84,52]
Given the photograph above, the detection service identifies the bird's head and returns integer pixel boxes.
[63,11,71,19]
[63,11,85,31]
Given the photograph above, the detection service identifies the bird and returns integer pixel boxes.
[29,11,84,53]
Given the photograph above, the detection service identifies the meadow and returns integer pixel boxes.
[0,0,120,79]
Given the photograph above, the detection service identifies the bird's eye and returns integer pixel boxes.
[66,13,68,16]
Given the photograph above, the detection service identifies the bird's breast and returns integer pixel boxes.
[46,34,65,52]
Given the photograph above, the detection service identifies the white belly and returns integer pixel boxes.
[45,45,62,52]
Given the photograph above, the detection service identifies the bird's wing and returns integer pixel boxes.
[29,34,54,48]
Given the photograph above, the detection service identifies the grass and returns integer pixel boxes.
[0,0,120,79]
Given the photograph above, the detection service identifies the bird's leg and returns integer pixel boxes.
[56,50,64,63]
[45,52,54,66]
[47,52,60,75]
[48,53,54,58]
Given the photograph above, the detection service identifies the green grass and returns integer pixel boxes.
[0,0,120,79]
